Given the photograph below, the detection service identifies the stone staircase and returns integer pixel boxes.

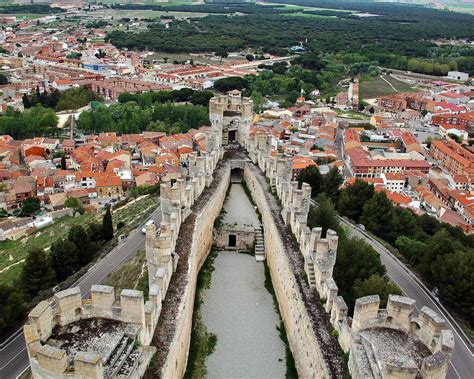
[254,226,265,261]
[105,335,138,378]
[305,255,317,289]
[359,335,383,379]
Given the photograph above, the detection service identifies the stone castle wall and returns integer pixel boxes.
[25,118,224,379]
[243,164,340,378]
[243,128,455,379]
[24,93,455,379]
[158,162,231,378]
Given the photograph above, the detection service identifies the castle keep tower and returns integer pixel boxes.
[209,90,253,146]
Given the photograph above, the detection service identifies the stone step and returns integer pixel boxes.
[360,337,383,379]
[255,253,266,262]
[105,334,127,369]
[107,337,135,378]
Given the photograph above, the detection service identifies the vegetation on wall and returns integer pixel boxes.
[184,247,218,379]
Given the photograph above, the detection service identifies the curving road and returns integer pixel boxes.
[336,214,474,379]
[0,206,162,379]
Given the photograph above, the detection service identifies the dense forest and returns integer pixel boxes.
[106,2,474,76]
[0,4,64,14]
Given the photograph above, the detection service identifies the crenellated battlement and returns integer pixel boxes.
[242,129,455,379]
[210,91,253,146]
[24,104,227,379]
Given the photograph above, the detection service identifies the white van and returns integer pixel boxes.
[142,219,155,234]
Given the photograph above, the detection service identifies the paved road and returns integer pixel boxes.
[0,206,162,379]
[337,215,474,379]
[335,128,353,179]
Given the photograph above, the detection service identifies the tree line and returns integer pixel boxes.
[77,101,209,135]
[117,88,214,108]
[0,106,58,140]
[22,86,103,112]
[0,4,64,14]
[0,207,114,336]
[105,3,474,75]
[299,166,473,325]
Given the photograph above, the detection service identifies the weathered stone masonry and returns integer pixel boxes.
[24,93,455,379]
[24,116,224,379]
[243,162,347,378]
[244,122,455,379]
[148,160,231,378]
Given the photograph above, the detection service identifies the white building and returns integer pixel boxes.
[447,71,469,81]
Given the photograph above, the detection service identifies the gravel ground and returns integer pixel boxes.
[222,184,260,227]
[202,251,286,379]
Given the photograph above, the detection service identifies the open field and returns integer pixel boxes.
[0,13,44,19]
[263,3,353,12]
[360,75,416,99]
[96,0,192,5]
[264,2,359,18]
[0,195,159,286]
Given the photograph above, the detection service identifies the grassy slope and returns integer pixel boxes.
[0,195,158,286]
[360,75,415,99]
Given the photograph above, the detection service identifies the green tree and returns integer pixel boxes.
[307,194,343,237]
[393,207,419,240]
[64,197,84,215]
[0,73,9,85]
[21,197,41,216]
[213,77,248,92]
[60,155,67,170]
[431,250,474,323]
[0,285,26,335]
[322,166,343,204]
[88,222,104,242]
[338,180,375,223]
[420,229,464,282]
[395,236,426,266]
[353,274,402,308]
[297,165,323,198]
[102,206,114,241]
[286,90,300,104]
[333,238,386,309]
[50,239,79,281]
[68,225,94,265]
[360,191,395,237]
[20,247,55,298]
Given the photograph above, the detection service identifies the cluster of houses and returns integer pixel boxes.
[340,125,474,231]
[250,104,343,180]
[0,127,210,238]
[0,14,289,111]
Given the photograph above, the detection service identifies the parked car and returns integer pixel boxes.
[141,219,155,234]
[357,224,366,231]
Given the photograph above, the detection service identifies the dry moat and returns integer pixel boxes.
[199,183,287,378]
